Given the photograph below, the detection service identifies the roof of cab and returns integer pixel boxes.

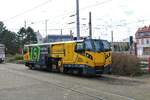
[24,40,84,47]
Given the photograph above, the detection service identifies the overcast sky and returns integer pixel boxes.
[0,0,150,41]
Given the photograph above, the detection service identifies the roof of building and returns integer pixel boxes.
[135,25,150,39]
[137,26,150,32]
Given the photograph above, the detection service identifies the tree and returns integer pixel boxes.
[0,21,19,54]
[17,26,37,48]
[0,21,6,43]
[17,27,26,48]
[25,27,37,44]
[0,21,6,34]
[0,22,38,54]
[0,29,19,54]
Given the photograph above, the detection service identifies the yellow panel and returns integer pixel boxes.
[74,53,95,67]
[63,43,75,63]
[85,51,105,66]
[104,51,112,67]
[51,44,65,58]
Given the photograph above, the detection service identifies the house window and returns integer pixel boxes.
[146,39,149,44]
[143,47,150,55]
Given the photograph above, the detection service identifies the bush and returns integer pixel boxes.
[14,54,23,60]
[6,54,23,63]
[112,53,142,76]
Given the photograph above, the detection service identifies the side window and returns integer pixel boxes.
[85,40,93,51]
[75,42,85,52]
[102,40,111,50]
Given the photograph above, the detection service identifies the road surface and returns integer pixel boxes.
[0,63,150,100]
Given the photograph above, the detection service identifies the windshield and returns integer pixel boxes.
[93,40,103,51]
[85,40,93,51]
[84,39,111,52]
[101,40,111,51]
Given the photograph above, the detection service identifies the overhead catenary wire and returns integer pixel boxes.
[3,0,113,35]
[3,0,112,23]
[25,0,113,33]
[3,0,52,22]
[4,0,130,37]
[43,0,113,21]
[80,0,112,11]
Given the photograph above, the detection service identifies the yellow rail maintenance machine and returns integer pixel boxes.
[24,39,112,75]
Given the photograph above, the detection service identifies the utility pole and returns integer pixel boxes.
[24,21,26,46]
[24,21,27,29]
[76,0,80,40]
[60,29,63,41]
[111,30,113,43]
[111,30,114,51]
[20,21,27,54]
[89,12,92,39]
[45,20,48,42]
[70,30,74,40]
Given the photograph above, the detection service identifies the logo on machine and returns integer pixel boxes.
[85,53,93,60]
[31,46,40,61]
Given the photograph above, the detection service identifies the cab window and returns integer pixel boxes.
[75,42,85,52]
[85,40,93,51]
[101,40,111,51]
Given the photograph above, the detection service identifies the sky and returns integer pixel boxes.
[0,0,150,41]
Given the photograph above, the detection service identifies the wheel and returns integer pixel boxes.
[28,63,35,70]
[58,60,64,73]
[28,65,33,69]
[46,63,52,72]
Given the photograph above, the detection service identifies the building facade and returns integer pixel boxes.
[36,31,43,43]
[112,42,129,52]
[135,26,150,57]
